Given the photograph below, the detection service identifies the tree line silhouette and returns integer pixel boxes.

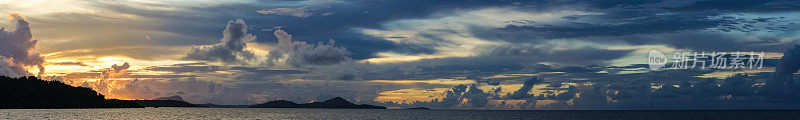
[0,76,142,108]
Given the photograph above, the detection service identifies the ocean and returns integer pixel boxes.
[1,108,799,119]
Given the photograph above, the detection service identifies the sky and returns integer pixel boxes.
[1,0,800,109]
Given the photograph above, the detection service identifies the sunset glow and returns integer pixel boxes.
[3,0,800,111]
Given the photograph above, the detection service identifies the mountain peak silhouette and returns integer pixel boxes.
[155,95,185,101]
[250,97,385,109]
[132,95,203,107]
[322,97,354,105]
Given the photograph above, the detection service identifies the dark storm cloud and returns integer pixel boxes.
[311,47,632,82]
[506,77,541,99]
[65,0,800,61]
[496,12,796,40]
[498,12,732,39]
[147,64,309,76]
[82,0,524,60]
[623,31,800,52]
[472,0,800,54]
[485,46,634,65]
[271,0,510,33]
[672,0,800,12]
[312,31,418,59]
[250,70,308,75]
[765,45,800,94]
[146,65,223,73]
[230,66,309,75]
[111,62,130,72]
[126,75,199,78]
[252,0,523,59]
[47,62,89,66]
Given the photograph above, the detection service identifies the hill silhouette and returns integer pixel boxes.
[0,76,142,108]
[131,100,202,107]
[407,107,431,109]
[198,103,250,108]
[131,95,205,107]
[250,97,386,109]
[154,95,185,101]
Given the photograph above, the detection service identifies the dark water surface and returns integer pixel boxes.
[1,108,799,119]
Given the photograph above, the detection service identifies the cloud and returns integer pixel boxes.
[101,62,130,80]
[0,56,31,77]
[498,12,732,39]
[479,1,800,54]
[77,76,227,103]
[0,13,45,77]
[12,0,800,109]
[254,0,337,18]
[245,0,527,59]
[111,62,130,72]
[506,77,541,99]
[47,61,89,66]
[184,19,257,64]
[673,0,800,12]
[145,64,222,73]
[269,29,352,67]
[182,19,352,67]
[484,46,634,66]
[463,84,490,107]
[256,7,313,18]
[765,45,800,94]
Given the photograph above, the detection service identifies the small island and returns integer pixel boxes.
[131,95,204,107]
[249,97,386,109]
[407,107,431,109]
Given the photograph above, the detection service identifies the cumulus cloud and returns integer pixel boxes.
[185,19,257,64]
[0,56,31,77]
[101,62,130,80]
[0,13,45,77]
[463,84,490,107]
[111,62,130,72]
[56,62,228,103]
[506,77,541,99]
[372,84,494,108]
[107,77,225,103]
[184,19,351,67]
[269,29,352,67]
[765,45,800,94]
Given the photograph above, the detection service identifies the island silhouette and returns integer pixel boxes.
[131,95,204,107]
[0,75,384,109]
[407,107,431,109]
[249,97,386,109]
[0,76,142,108]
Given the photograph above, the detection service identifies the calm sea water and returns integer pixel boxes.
[1,108,799,119]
